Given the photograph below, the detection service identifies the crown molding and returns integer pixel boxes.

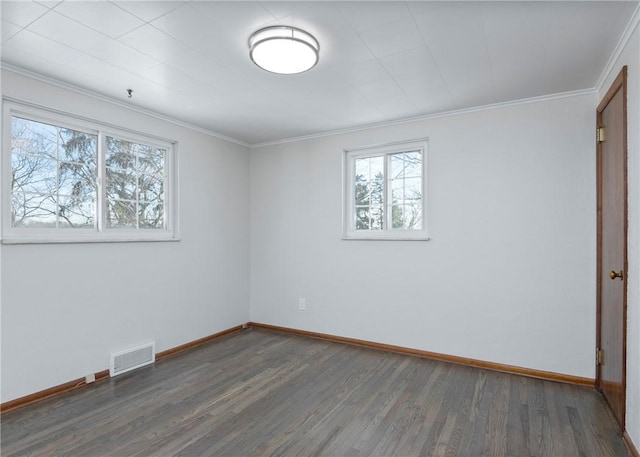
[595,2,640,94]
[250,88,596,149]
[0,63,250,148]
[0,62,599,151]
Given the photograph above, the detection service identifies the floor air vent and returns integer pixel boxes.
[110,342,155,377]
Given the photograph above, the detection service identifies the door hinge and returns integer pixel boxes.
[597,127,605,142]
[596,348,603,365]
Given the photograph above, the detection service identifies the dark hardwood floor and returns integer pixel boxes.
[1,328,629,456]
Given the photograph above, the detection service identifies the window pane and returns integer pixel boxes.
[390,151,422,179]
[370,205,384,230]
[355,206,384,230]
[392,204,423,229]
[404,151,422,177]
[138,175,164,203]
[390,153,405,179]
[57,195,95,228]
[404,177,422,201]
[355,182,370,205]
[370,179,383,206]
[354,156,384,231]
[11,193,57,227]
[391,179,403,204]
[106,136,165,230]
[391,205,404,229]
[11,117,97,229]
[355,157,369,179]
[355,207,370,230]
[59,129,97,163]
[106,137,136,170]
[59,162,96,196]
[11,117,58,159]
[355,157,383,179]
[391,176,421,202]
[408,204,423,229]
[355,204,384,231]
[106,167,137,201]
[139,202,164,229]
[370,156,383,179]
[388,151,422,230]
[138,148,165,176]
[107,200,136,228]
[11,155,57,195]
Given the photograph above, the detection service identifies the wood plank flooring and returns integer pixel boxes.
[1,328,629,456]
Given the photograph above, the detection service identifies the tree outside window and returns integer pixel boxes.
[5,105,176,243]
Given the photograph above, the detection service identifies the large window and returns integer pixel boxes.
[344,139,428,240]
[3,102,178,243]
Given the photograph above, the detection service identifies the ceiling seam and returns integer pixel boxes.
[405,2,453,108]
[478,3,499,106]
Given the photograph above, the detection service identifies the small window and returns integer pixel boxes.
[3,102,178,243]
[344,139,428,240]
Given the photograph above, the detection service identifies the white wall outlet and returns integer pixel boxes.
[85,373,96,384]
[299,297,306,310]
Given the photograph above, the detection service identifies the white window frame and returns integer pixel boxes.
[343,138,429,241]
[2,100,180,244]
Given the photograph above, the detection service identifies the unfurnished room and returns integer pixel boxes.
[0,1,639,456]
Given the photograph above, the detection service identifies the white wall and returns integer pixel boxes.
[0,70,251,403]
[598,18,640,449]
[250,93,597,379]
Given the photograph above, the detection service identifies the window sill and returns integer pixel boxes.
[342,232,430,241]
[1,233,180,245]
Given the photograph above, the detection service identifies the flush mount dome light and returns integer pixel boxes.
[249,26,319,74]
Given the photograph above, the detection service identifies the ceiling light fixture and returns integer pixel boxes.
[249,26,319,75]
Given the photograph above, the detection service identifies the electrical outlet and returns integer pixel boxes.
[299,297,306,310]
[85,373,96,384]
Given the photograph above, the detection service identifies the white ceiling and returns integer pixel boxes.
[1,1,638,145]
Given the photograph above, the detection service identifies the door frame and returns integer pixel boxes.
[595,65,628,428]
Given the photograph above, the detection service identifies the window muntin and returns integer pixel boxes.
[344,139,428,240]
[3,103,177,243]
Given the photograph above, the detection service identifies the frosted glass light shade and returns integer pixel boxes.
[249,26,319,74]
